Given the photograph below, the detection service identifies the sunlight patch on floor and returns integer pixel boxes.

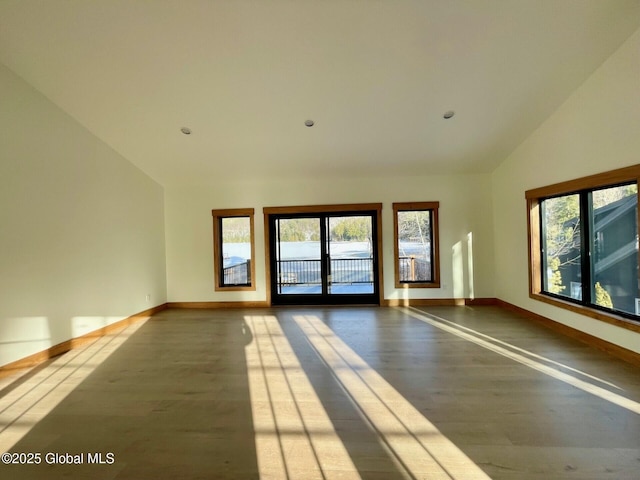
[0,318,148,452]
[402,306,640,415]
[293,314,491,480]
[244,315,360,479]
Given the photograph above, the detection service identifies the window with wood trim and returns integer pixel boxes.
[393,202,440,288]
[212,208,256,291]
[526,165,640,327]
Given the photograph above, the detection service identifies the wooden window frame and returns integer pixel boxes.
[212,208,256,292]
[525,164,640,334]
[392,202,440,289]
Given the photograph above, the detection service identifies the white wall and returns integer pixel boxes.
[165,173,495,303]
[0,64,167,367]
[492,28,640,353]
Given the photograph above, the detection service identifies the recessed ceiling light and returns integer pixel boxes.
[180,127,192,135]
[304,120,315,127]
[443,111,455,119]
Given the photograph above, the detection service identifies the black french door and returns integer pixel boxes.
[269,211,379,305]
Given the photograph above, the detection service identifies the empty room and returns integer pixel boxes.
[1,1,639,479]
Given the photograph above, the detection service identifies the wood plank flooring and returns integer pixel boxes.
[0,305,638,479]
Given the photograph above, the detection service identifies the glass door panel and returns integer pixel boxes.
[328,216,375,295]
[274,217,322,295]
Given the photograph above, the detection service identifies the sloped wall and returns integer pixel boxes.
[492,28,640,353]
[0,64,167,367]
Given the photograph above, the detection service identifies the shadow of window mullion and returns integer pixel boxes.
[280,313,413,480]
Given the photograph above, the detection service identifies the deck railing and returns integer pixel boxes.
[277,258,373,285]
[331,258,374,284]
[223,260,251,285]
[399,256,431,282]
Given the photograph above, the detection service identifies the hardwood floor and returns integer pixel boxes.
[0,305,639,479]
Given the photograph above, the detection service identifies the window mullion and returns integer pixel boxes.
[218,217,225,285]
[579,192,592,305]
[539,200,547,291]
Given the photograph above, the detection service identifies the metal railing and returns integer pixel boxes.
[278,259,321,285]
[277,258,374,285]
[223,260,251,285]
[331,258,374,284]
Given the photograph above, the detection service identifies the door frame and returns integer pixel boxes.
[263,203,384,306]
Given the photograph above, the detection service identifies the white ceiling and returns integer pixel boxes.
[1,1,639,187]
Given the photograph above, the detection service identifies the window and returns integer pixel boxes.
[527,165,640,327]
[393,202,440,288]
[212,208,256,291]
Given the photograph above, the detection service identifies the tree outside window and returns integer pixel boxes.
[393,202,440,288]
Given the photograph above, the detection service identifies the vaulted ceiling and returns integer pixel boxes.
[1,1,639,186]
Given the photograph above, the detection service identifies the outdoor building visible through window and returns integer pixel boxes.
[589,185,639,316]
[528,170,640,323]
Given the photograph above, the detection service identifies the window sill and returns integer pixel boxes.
[395,282,441,289]
[214,285,256,292]
[530,292,640,334]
